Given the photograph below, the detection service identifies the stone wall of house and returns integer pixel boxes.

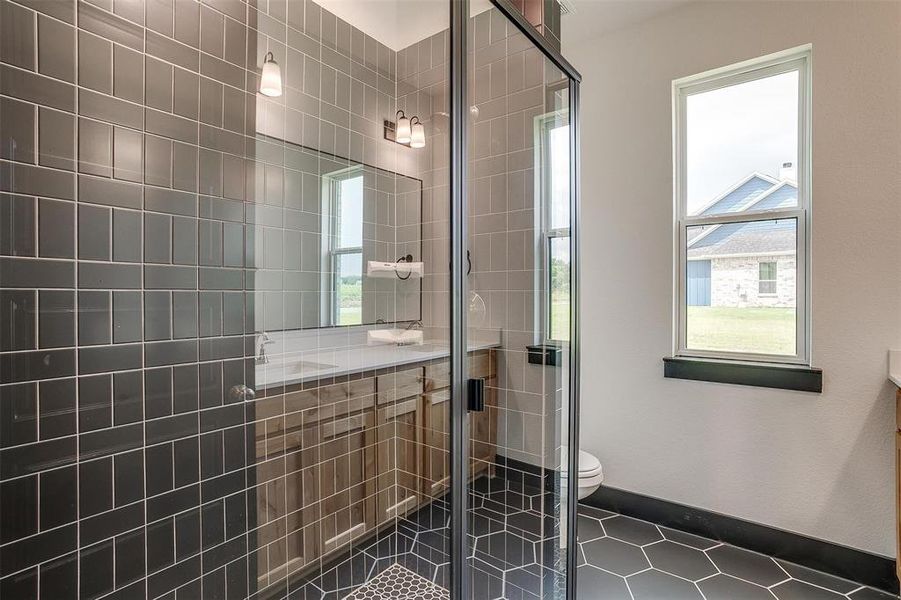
[710,256,796,308]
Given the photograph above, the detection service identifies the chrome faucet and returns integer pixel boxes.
[255,332,274,364]
[404,320,422,331]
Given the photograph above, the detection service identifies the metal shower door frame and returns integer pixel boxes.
[447,0,582,598]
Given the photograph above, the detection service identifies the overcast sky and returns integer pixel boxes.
[686,70,799,214]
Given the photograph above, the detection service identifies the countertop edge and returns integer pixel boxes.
[257,341,499,390]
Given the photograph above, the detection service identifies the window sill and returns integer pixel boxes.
[663,357,822,392]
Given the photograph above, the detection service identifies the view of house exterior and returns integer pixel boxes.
[687,171,798,309]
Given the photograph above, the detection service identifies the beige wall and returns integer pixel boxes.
[566,0,901,556]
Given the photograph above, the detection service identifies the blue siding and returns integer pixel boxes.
[687,260,711,306]
[700,176,774,215]
[753,183,797,210]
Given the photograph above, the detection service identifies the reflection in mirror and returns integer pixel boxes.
[248,137,422,330]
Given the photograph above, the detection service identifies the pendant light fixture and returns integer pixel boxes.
[395,110,412,144]
[260,52,282,97]
[410,117,425,148]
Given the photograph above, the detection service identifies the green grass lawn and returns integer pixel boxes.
[687,306,795,355]
[551,298,570,341]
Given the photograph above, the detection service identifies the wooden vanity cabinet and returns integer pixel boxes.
[252,348,497,587]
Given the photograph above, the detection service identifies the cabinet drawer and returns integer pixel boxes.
[423,352,494,392]
[425,389,450,405]
[308,394,376,425]
[377,368,423,404]
[423,361,450,391]
[322,411,374,440]
[470,351,491,379]
[380,397,418,421]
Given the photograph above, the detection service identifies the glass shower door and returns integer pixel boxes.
[456,2,579,599]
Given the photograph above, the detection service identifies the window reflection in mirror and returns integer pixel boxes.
[323,168,364,326]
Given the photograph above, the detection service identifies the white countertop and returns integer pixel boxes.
[255,328,500,389]
[889,350,901,388]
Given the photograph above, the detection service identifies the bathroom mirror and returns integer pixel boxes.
[246,137,423,330]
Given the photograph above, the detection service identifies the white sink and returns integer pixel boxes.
[367,328,424,346]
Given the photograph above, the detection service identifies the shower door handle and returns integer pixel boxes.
[467,378,485,412]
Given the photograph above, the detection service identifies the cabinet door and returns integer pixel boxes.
[375,396,423,524]
[309,378,378,559]
[253,395,298,588]
[319,409,377,555]
[375,367,424,524]
[422,389,451,500]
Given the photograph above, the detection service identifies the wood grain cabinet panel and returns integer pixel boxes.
[422,388,451,500]
[375,367,424,523]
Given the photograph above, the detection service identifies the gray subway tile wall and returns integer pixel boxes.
[0,0,427,598]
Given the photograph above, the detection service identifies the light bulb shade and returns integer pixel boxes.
[396,114,412,144]
[410,121,425,148]
[260,53,282,97]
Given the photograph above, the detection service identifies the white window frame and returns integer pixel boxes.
[673,45,812,365]
[321,166,364,327]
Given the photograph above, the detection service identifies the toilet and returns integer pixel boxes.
[561,447,604,500]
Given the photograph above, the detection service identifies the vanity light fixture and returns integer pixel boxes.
[259,52,282,97]
[384,110,425,149]
[396,110,412,144]
[410,117,425,148]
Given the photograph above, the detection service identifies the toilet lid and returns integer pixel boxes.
[577,450,601,474]
[561,446,601,475]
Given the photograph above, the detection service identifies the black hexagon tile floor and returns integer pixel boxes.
[575,505,897,600]
[297,478,896,600]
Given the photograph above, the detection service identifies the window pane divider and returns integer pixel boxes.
[682,207,804,227]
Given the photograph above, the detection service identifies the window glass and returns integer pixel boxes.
[686,71,799,217]
[549,124,570,230]
[685,219,797,356]
[549,236,570,342]
[337,176,363,248]
[758,262,777,294]
[335,252,362,325]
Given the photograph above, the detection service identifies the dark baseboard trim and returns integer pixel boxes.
[663,357,823,393]
[584,485,898,594]
[495,454,559,491]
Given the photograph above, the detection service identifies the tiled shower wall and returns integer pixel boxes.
[0,0,421,598]
[403,8,568,470]
[466,9,569,470]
